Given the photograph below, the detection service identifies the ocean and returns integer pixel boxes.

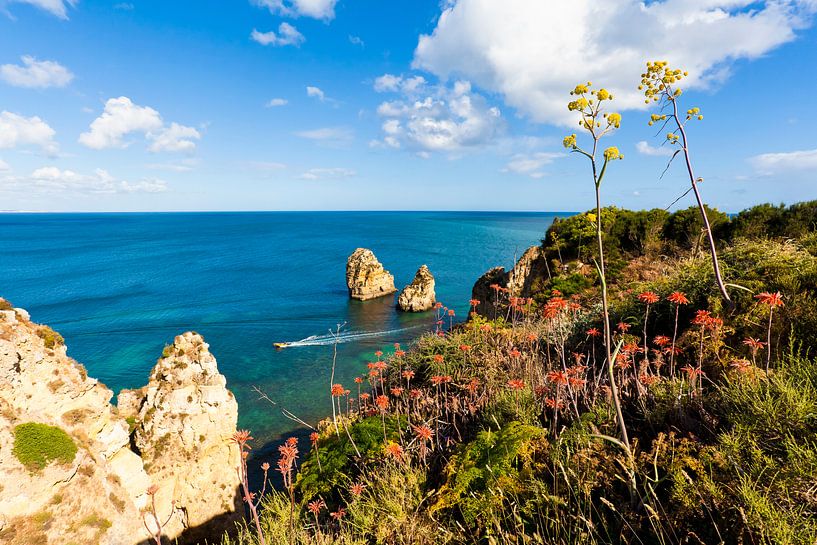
[0,211,562,454]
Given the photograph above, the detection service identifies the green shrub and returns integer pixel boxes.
[12,422,77,471]
[36,326,64,349]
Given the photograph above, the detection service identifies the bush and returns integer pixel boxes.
[12,422,78,471]
[36,326,64,349]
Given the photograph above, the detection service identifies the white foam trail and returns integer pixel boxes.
[281,326,424,348]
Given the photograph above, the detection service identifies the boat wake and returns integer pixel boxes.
[278,326,425,348]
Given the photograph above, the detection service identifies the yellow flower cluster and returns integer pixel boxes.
[686,107,704,121]
[571,83,591,95]
[604,146,623,161]
[639,60,688,104]
[666,132,679,143]
[563,134,577,149]
[648,113,667,127]
[568,96,589,111]
[595,88,612,101]
[605,112,621,128]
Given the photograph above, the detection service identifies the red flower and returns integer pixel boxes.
[354,376,364,384]
[402,369,415,380]
[742,337,766,351]
[330,507,347,520]
[385,442,404,460]
[506,378,525,391]
[545,397,565,409]
[653,335,670,347]
[546,370,568,386]
[616,321,631,333]
[231,429,253,446]
[374,350,383,358]
[331,383,345,397]
[755,291,784,308]
[469,298,480,307]
[586,327,601,337]
[509,348,521,358]
[350,482,365,496]
[414,424,433,441]
[375,395,388,410]
[308,499,326,515]
[433,354,444,364]
[667,291,690,305]
[310,432,319,445]
[390,387,404,397]
[459,344,472,352]
[638,291,659,304]
[730,359,752,373]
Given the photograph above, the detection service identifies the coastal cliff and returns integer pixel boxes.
[471,245,548,316]
[346,248,397,301]
[0,299,240,545]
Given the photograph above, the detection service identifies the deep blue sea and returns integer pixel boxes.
[0,211,561,451]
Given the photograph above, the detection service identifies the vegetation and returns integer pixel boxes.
[12,422,77,471]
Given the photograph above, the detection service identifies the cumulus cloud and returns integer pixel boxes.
[349,34,364,47]
[502,152,563,178]
[147,122,201,153]
[1,166,168,195]
[265,97,288,107]
[0,56,74,88]
[251,0,338,20]
[372,78,502,153]
[0,111,58,154]
[79,97,200,153]
[6,0,77,19]
[635,140,674,157]
[749,148,817,174]
[251,23,305,47]
[0,158,9,171]
[413,0,817,126]
[299,167,356,180]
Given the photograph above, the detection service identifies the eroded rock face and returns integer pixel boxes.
[133,332,241,541]
[346,248,397,301]
[0,302,150,545]
[471,246,549,318]
[0,299,241,545]
[398,265,436,312]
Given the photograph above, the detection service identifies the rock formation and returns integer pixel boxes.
[398,265,436,312]
[471,246,549,318]
[0,298,240,545]
[346,248,397,301]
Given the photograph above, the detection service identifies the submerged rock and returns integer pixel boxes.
[398,265,436,312]
[346,248,397,301]
[0,297,241,545]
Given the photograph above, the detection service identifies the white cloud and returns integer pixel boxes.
[79,97,200,153]
[0,56,74,88]
[0,111,58,154]
[114,2,134,10]
[246,161,287,171]
[251,23,305,46]
[349,35,364,47]
[147,122,201,153]
[413,0,817,126]
[749,148,817,174]
[636,140,674,157]
[6,0,77,19]
[306,86,325,101]
[299,167,356,180]
[295,126,353,146]
[251,0,337,20]
[265,98,288,107]
[502,152,563,178]
[373,78,502,153]
[145,158,198,172]
[1,166,168,195]
[0,159,9,171]
[374,73,426,95]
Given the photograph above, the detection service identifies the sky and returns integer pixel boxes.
[0,0,816,212]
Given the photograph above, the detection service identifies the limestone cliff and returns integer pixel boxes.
[0,299,240,545]
[129,332,241,541]
[397,265,436,312]
[471,246,548,317]
[346,248,397,301]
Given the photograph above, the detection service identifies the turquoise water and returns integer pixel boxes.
[0,211,559,450]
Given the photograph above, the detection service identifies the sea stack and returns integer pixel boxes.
[346,248,397,301]
[471,246,548,317]
[398,265,436,312]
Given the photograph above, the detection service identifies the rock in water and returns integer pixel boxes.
[346,248,397,300]
[398,265,436,312]
[0,298,241,545]
[133,332,241,542]
[471,246,548,318]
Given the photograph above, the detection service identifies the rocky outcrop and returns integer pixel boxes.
[471,246,549,317]
[346,248,397,301]
[398,265,436,312]
[0,298,240,545]
[132,332,241,541]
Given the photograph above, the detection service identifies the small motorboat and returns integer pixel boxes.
[273,342,290,349]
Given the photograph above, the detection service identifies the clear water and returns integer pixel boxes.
[0,211,561,451]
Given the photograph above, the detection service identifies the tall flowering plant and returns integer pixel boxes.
[562,82,630,450]
[641,61,731,304]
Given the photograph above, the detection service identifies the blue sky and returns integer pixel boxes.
[0,0,816,212]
